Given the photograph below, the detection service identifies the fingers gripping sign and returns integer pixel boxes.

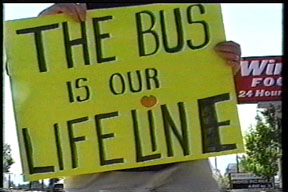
[38,3,87,22]
[214,41,242,74]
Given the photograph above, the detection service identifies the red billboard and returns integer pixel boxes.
[234,56,282,104]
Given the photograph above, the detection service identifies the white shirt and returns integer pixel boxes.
[64,159,221,192]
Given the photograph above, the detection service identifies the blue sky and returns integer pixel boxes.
[3,3,283,177]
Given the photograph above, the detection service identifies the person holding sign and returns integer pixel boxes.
[38,3,242,192]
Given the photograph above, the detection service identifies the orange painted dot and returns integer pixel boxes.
[141,95,158,108]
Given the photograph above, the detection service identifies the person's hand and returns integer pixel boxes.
[38,3,87,22]
[214,41,241,75]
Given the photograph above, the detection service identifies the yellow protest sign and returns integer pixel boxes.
[5,4,244,181]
